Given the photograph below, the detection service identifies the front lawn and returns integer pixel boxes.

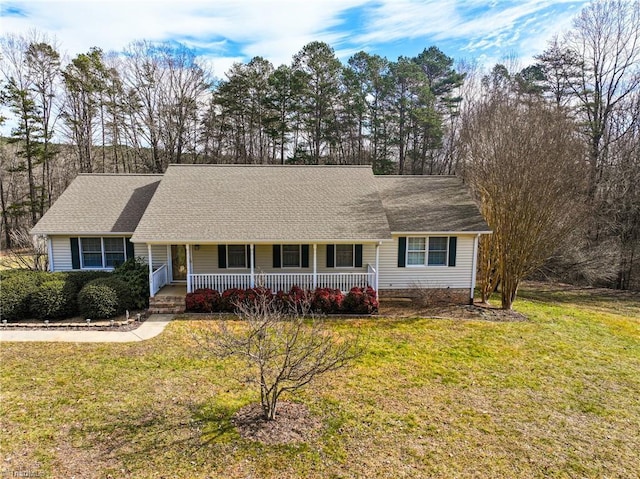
[1,284,639,478]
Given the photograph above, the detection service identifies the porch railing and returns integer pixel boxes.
[151,264,168,296]
[188,270,374,293]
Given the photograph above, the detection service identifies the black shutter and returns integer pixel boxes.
[301,244,309,268]
[70,237,81,270]
[326,244,335,268]
[398,237,407,267]
[125,237,135,260]
[218,245,227,269]
[355,244,363,268]
[246,245,252,268]
[448,237,457,267]
[272,245,281,268]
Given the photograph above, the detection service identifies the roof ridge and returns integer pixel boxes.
[77,173,163,177]
[166,164,372,169]
[376,175,459,178]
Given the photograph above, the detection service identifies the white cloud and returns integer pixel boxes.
[0,0,590,73]
[1,0,367,72]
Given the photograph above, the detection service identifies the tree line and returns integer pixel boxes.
[1,0,639,298]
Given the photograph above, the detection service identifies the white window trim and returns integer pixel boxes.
[281,244,302,269]
[335,244,356,269]
[405,236,449,268]
[227,244,248,269]
[79,237,127,270]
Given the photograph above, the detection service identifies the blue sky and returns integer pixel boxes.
[1,0,591,76]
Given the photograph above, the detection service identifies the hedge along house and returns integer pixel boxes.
[31,165,490,306]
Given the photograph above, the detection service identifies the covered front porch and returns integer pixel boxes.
[147,242,381,297]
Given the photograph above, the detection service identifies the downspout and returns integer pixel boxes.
[186,244,192,293]
[47,236,54,272]
[470,234,480,305]
[148,244,154,298]
[250,244,255,288]
[313,244,317,289]
[375,242,381,300]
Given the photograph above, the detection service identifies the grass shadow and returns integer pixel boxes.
[73,400,241,472]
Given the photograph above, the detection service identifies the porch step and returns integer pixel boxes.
[149,295,185,314]
[149,306,185,314]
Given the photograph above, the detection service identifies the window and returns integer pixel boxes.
[335,244,355,268]
[227,245,247,268]
[428,237,448,266]
[80,238,103,268]
[282,244,301,268]
[80,237,127,269]
[406,236,449,266]
[103,237,125,267]
[407,237,426,266]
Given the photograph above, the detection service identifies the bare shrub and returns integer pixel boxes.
[196,292,361,421]
[0,230,48,271]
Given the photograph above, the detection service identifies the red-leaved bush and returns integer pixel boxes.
[185,288,220,313]
[186,285,377,314]
[220,288,246,312]
[311,288,344,314]
[342,286,379,314]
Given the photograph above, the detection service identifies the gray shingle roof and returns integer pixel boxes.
[30,174,162,235]
[131,165,392,243]
[376,176,490,233]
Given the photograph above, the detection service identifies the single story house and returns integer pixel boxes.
[30,165,490,305]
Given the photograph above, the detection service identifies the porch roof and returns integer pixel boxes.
[376,176,490,233]
[30,174,162,235]
[131,165,393,243]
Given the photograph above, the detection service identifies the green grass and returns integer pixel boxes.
[1,284,639,478]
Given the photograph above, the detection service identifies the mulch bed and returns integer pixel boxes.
[232,401,322,445]
[378,300,527,322]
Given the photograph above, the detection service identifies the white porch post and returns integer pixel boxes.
[148,244,154,298]
[250,244,255,288]
[186,244,192,293]
[47,236,54,272]
[470,234,480,305]
[375,242,380,298]
[313,244,317,289]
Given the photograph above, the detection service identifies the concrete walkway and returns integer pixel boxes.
[0,314,173,343]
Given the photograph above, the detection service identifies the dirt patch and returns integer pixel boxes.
[232,401,322,445]
[378,300,527,322]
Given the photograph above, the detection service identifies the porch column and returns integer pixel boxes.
[250,243,255,288]
[148,244,154,298]
[186,244,192,293]
[470,234,480,305]
[375,242,381,299]
[313,244,317,289]
[47,236,54,272]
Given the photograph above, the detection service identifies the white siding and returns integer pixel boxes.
[133,242,147,259]
[50,235,73,271]
[150,245,168,269]
[132,243,166,269]
[377,234,476,290]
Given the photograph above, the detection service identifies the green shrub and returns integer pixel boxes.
[84,277,133,314]
[0,274,42,321]
[77,283,120,319]
[64,270,111,292]
[30,280,76,320]
[114,257,149,309]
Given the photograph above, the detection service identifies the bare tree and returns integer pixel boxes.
[461,95,587,309]
[564,0,640,201]
[0,229,48,271]
[196,292,360,421]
